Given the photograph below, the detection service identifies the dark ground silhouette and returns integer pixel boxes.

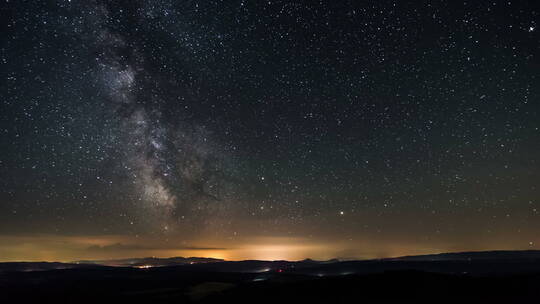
[1,250,539,303]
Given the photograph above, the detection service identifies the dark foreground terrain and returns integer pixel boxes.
[1,250,540,303]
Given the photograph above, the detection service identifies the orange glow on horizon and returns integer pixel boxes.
[0,233,538,262]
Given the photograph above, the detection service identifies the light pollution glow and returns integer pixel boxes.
[0,234,537,262]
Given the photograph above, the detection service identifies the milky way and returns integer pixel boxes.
[81,1,244,231]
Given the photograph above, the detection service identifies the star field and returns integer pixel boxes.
[0,0,539,261]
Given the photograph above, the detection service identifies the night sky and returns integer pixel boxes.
[1,0,539,262]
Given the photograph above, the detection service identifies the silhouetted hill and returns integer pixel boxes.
[0,262,106,273]
[2,250,540,275]
[76,256,223,267]
[387,250,540,261]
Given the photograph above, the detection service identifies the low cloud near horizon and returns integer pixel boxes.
[86,243,228,252]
